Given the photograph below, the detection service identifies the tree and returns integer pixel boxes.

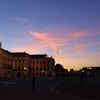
[55,64,68,72]
[70,68,74,72]
[55,64,63,71]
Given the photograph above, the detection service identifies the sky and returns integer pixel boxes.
[0,0,100,71]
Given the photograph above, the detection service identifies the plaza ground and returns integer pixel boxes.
[0,77,100,100]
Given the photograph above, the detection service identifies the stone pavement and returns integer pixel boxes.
[54,77,100,100]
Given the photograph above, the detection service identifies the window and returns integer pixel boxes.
[18,66,20,70]
[22,73,24,76]
[40,61,42,64]
[19,60,20,62]
[40,67,42,71]
[22,66,24,70]
[22,60,24,62]
[47,73,49,76]
[36,62,38,64]
[47,61,49,64]
[15,66,17,70]
[40,73,41,76]
[47,67,49,71]
[33,68,34,71]
[36,73,38,76]
[15,60,17,62]
[44,67,45,71]
[33,73,34,76]
[33,61,34,64]
[44,61,45,64]
[36,67,38,71]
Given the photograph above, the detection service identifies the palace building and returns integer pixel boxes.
[0,42,55,77]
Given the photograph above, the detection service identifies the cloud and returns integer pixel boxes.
[88,52,100,58]
[10,41,46,54]
[52,54,71,59]
[10,17,29,22]
[0,15,29,22]
[96,2,100,8]
[30,31,60,54]
[73,42,99,54]
[66,32,98,41]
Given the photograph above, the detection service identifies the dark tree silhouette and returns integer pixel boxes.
[70,68,74,72]
[55,64,68,71]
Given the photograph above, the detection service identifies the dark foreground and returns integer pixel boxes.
[0,77,100,100]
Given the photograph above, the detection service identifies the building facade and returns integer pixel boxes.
[0,43,55,77]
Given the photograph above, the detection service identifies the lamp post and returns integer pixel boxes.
[41,70,44,77]
[24,67,28,78]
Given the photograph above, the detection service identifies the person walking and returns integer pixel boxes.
[32,75,35,90]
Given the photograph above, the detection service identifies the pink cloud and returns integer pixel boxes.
[73,42,99,54]
[66,32,98,41]
[10,41,48,54]
[0,15,29,22]
[10,17,29,22]
[52,55,71,59]
[88,52,100,58]
[66,32,88,39]
[30,31,60,54]
[96,2,100,8]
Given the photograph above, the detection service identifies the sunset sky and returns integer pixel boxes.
[0,0,100,70]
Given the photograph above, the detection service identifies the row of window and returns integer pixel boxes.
[3,57,13,62]
[2,63,13,68]
[14,66,50,71]
[33,61,50,64]
[33,73,50,77]
[14,60,50,64]
[15,60,24,62]
[33,67,49,71]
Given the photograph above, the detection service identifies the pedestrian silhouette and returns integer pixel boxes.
[80,74,84,87]
[32,75,35,90]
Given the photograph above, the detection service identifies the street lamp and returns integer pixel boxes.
[41,70,44,77]
[23,67,28,78]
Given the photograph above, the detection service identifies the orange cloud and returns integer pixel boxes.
[30,31,60,54]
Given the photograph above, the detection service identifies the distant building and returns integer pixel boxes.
[0,42,55,77]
